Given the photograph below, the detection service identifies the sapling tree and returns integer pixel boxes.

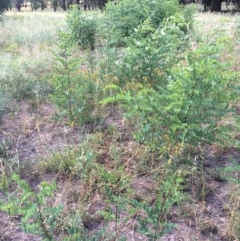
[51,31,99,125]
[0,174,63,240]
[66,6,97,50]
[12,0,24,11]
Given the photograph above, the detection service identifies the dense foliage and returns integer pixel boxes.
[104,0,181,45]
[66,6,97,50]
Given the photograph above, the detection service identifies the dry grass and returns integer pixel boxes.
[1,12,66,47]
[195,12,239,37]
[0,12,64,115]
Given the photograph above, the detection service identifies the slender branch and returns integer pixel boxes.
[35,195,52,240]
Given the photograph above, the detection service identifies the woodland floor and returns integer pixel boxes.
[0,102,240,241]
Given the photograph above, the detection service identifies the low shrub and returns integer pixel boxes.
[66,6,97,50]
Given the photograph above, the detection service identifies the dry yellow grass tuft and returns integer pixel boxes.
[195,12,239,36]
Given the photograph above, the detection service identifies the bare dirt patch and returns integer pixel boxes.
[0,102,85,163]
[0,212,41,241]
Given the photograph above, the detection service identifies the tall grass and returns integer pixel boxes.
[0,13,66,112]
[0,13,66,47]
[195,12,238,36]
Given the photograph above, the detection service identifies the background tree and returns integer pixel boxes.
[211,0,222,11]
[98,0,107,10]
[51,0,59,11]
[62,0,66,10]
[11,0,24,11]
[0,0,11,14]
[39,0,46,10]
[202,0,240,12]
[30,0,38,10]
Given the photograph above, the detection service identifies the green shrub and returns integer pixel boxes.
[51,32,100,125]
[101,4,194,88]
[117,21,188,89]
[40,145,96,177]
[133,166,184,240]
[102,35,238,162]
[104,0,180,45]
[66,6,97,50]
[0,174,63,240]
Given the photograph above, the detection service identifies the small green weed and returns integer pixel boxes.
[40,145,95,178]
[0,174,63,240]
[132,165,185,240]
[221,159,240,239]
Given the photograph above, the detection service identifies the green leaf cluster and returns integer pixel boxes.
[0,174,63,240]
[51,32,99,125]
[118,21,188,88]
[104,0,191,45]
[123,43,237,150]
[132,167,185,240]
[66,6,97,50]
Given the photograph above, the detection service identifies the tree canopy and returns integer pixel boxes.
[0,0,11,14]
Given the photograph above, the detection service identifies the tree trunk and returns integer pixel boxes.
[16,0,23,11]
[41,0,44,10]
[62,0,66,10]
[211,0,222,11]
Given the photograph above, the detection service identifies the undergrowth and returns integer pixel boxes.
[0,3,240,241]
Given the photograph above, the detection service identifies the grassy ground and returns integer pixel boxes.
[0,10,240,241]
